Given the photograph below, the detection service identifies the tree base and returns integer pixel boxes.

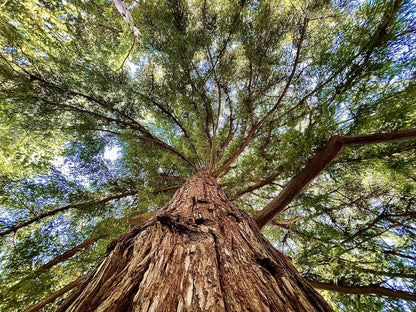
[57,172,333,312]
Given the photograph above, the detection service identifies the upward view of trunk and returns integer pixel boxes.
[57,171,333,312]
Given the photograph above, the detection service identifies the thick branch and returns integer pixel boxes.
[336,143,416,163]
[255,128,416,229]
[308,279,416,301]
[40,236,101,270]
[23,275,86,312]
[343,128,416,146]
[112,0,141,37]
[0,191,137,237]
[254,135,344,229]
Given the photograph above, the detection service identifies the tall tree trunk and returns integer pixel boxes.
[57,171,333,312]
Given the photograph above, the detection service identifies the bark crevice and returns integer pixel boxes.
[57,171,333,312]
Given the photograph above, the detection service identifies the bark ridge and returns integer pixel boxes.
[57,171,333,312]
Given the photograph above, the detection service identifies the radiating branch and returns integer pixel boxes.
[202,1,222,175]
[35,95,198,171]
[23,275,87,312]
[255,128,416,229]
[112,0,141,38]
[30,74,141,128]
[214,18,309,178]
[0,191,137,238]
[232,166,284,200]
[40,236,102,270]
[307,279,416,301]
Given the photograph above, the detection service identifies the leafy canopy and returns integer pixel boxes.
[0,0,415,311]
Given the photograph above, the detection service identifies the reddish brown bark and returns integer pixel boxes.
[56,171,333,312]
[255,128,416,229]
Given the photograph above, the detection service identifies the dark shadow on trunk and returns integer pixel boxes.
[57,171,333,312]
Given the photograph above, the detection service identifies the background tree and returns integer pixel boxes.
[0,0,415,311]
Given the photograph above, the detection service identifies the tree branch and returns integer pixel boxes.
[307,279,416,301]
[23,275,87,312]
[336,143,416,163]
[112,0,141,38]
[255,128,416,229]
[40,236,102,270]
[35,95,198,171]
[214,18,309,178]
[232,166,284,200]
[0,191,137,238]
[31,74,142,128]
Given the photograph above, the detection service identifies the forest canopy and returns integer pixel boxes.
[0,0,416,311]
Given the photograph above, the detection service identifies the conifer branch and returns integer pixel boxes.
[255,128,416,229]
[34,96,198,171]
[214,18,309,178]
[232,166,284,200]
[23,275,87,312]
[202,1,222,175]
[336,143,416,163]
[112,0,141,38]
[35,96,143,131]
[30,74,142,128]
[218,87,235,153]
[30,76,198,169]
[40,236,102,270]
[307,279,416,301]
[0,184,182,238]
[1,235,104,298]
[136,92,199,156]
[0,191,137,238]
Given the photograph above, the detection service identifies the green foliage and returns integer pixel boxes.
[0,0,415,311]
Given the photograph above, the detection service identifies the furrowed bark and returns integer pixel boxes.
[56,171,333,312]
[307,280,416,301]
[255,128,416,229]
[0,191,137,237]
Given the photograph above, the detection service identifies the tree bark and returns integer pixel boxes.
[56,171,333,312]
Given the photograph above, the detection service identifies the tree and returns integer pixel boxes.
[0,0,415,311]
